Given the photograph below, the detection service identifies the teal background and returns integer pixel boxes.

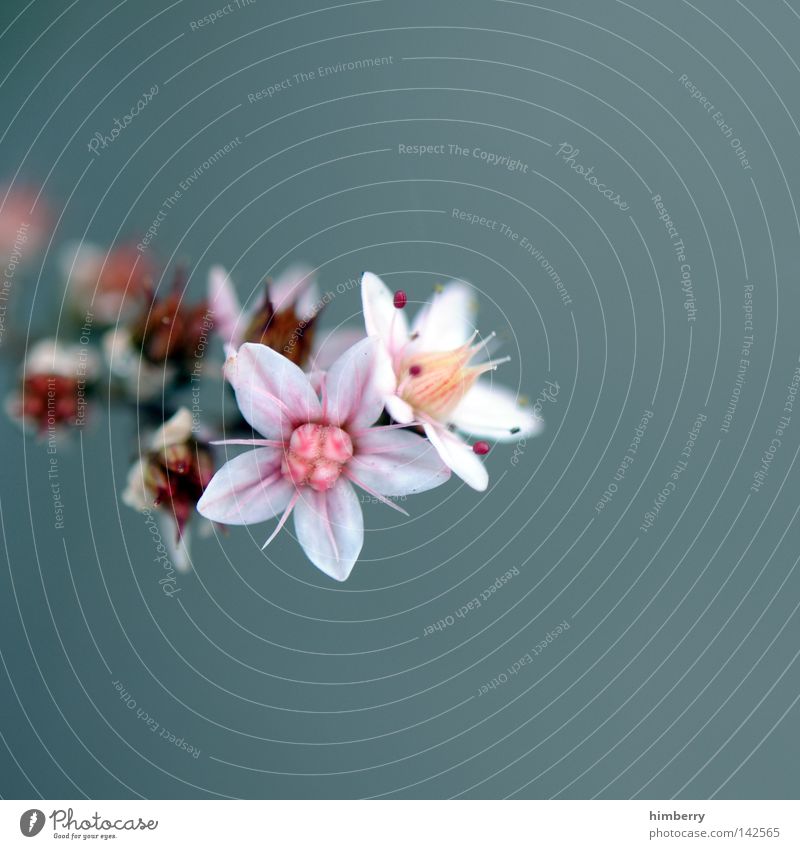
[1,0,799,799]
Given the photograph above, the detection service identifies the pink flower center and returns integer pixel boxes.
[281,423,353,492]
[396,333,508,420]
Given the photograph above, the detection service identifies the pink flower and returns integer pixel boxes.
[361,272,542,491]
[197,338,450,581]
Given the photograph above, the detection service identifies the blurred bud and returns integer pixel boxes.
[129,268,212,371]
[62,240,156,324]
[6,338,99,433]
[241,279,318,366]
[0,184,52,268]
[123,408,214,541]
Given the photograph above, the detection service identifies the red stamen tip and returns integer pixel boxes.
[472,441,491,455]
[409,364,422,377]
[393,290,408,309]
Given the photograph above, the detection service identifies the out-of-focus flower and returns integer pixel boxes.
[103,268,213,400]
[0,184,52,267]
[208,265,363,376]
[197,339,450,581]
[6,338,99,433]
[360,272,542,491]
[122,407,214,571]
[61,240,156,324]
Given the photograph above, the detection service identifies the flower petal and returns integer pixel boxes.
[292,479,363,581]
[384,394,415,425]
[424,422,488,491]
[208,265,243,350]
[361,271,409,358]
[150,407,193,451]
[349,428,451,495]
[309,326,365,372]
[410,281,477,352]
[159,513,192,573]
[270,264,318,320]
[225,342,321,439]
[122,459,150,511]
[324,337,384,429]
[196,447,294,525]
[449,380,544,441]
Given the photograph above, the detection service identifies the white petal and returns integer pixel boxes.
[196,448,294,525]
[270,264,318,319]
[226,343,321,439]
[208,265,243,350]
[324,337,384,429]
[385,394,415,425]
[122,459,150,511]
[159,513,192,573]
[424,422,488,491]
[150,407,193,451]
[410,281,477,352]
[360,271,409,358]
[449,380,543,441]
[309,326,365,372]
[350,428,451,495]
[293,479,363,581]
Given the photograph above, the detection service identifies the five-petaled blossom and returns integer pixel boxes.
[197,338,450,581]
[360,272,542,491]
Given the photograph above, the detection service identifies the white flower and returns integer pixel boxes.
[360,272,542,490]
[197,338,450,581]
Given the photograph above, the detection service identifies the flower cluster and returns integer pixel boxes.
[197,270,542,580]
[2,186,541,581]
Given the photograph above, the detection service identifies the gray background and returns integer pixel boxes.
[0,0,799,799]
